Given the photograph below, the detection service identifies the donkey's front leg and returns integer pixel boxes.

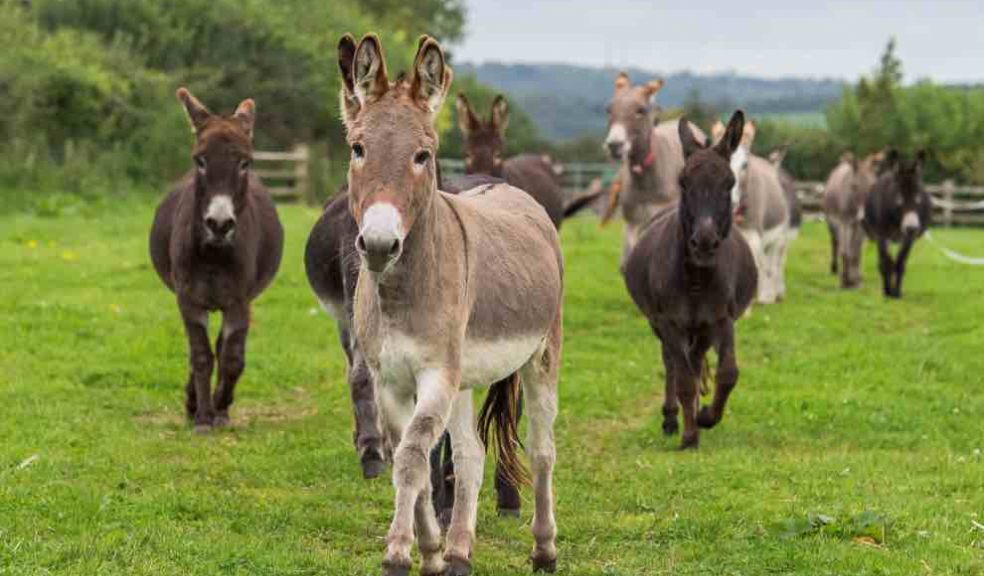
[892,233,916,299]
[178,297,214,433]
[876,239,895,298]
[443,390,485,575]
[213,303,249,427]
[382,369,456,576]
[699,321,738,429]
[657,333,679,436]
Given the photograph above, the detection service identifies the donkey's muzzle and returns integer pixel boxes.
[356,233,401,273]
[607,142,624,160]
[204,215,236,243]
[356,202,405,273]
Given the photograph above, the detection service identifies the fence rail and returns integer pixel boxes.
[255,144,310,202]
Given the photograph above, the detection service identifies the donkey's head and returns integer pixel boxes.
[883,148,927,235]
[678,111,745,267]
[456,93,508,176]
[604,73,663,166]
[338,34,452,274]
[177,88,256,249]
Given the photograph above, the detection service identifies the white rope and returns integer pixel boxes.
[929,196,984,212]
[925,230,984,266]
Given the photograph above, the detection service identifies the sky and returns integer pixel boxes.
[454,0,983,83]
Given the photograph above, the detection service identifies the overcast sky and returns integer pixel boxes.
[455,0,983,83]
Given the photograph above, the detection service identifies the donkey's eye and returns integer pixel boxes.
[194,156,206,171]
[414,150,431,165]
[636,106,647,116]
[351,143,365,159]
[239,159,251,172]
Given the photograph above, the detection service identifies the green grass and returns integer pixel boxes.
[2,204,983,575]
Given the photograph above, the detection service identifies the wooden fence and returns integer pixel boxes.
[255,144,310,202]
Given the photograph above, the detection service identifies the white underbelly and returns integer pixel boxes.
[460,335,544,389]
[374,331,543,391]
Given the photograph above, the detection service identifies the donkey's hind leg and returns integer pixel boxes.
[443,390,485,575]
[521,319,562,573]
[213,303,249,428]
[341,325,386,478]
[699,320,738,429]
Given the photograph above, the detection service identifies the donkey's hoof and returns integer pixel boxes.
[697,406,718,429]
[381,560,410,576]
[661,418,679,436]
[531,553,557,573]
[361,449,387,480]
[444,557,472,576]
[213,413,230,428]
[679,435,699,451]
[498,507,521,519]
[193,423,213,435]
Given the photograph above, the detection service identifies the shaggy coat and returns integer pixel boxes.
[623,111,757,450]
[150,89,283,432]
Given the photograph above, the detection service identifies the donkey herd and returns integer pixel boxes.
[149,33,933,575]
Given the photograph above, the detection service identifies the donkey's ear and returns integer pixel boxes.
[337,34,361,127]
[741,119,757,149]
[714,110,745,159]
[915,148,927,167]
[614,72,631,92]
[411,36,452,114]
[455,93,478,136]
[710,120,726,145]
[642,79,664,99]
[490,94,509,134]
[233,99,256,140]
[176,87,212,134]
[883,148,900,171]
[353,34,389,106]
[678,116,705,159]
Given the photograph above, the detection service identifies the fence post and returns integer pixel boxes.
[942,180,955,227]
[293,144,311,205]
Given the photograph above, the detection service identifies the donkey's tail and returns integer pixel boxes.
[563,178,605,219]
[478,372,530,489]
[699,357,712,396]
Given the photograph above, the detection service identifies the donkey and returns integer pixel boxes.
[149,88,284,433]
[338,34,564,575]
[603,73,706,264]
[863,149,931,299]
[455,93,602,228]
[304,168,516,502]
[823,151,881,288]
[711,120,790,303]
[623,111,757,450]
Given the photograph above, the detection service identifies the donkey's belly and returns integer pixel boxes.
[460,335,544,389]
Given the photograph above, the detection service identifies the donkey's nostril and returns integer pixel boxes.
[387,238,401,257]
[608,142,623,157]
[355,234,367,254]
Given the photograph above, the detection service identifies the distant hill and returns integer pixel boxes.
[456,62,846,141]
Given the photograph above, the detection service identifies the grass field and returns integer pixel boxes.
[2,203,983,575]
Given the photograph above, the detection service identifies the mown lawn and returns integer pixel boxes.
[1,202,982,575]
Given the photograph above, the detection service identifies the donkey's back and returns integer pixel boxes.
[451,183,563,345]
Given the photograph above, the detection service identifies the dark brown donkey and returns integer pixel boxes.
[455,93,603,228]
[623,111,757,450]
[863,149,931,299]
[150,88,284,433]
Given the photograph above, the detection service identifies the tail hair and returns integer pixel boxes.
[477,372,530,489]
